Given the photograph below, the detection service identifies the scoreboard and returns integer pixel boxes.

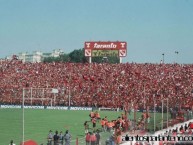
[84,41,127,57]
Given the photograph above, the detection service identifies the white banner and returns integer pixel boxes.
[24,106,44,109]
[0,105,21,108]
[47,106,68,110]
[70,107,92,111]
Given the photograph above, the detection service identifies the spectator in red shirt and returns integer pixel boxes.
[90,132,96,145]
[85,132,90,145]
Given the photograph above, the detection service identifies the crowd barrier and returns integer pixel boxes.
[121,119,193,145]
[0,105,92,111]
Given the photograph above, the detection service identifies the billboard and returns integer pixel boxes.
[84,41,127,57]
[92,50,119,57]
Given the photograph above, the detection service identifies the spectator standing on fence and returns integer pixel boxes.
[100,118,106,132]
[109,134,115,145]
[115,127,122,145]
[95,131,100,145]
[104,116,108,132]
[59,131,64,145]
[90,132,96,145]
[188,109,192,120]
[92,117,97,132]
[47,130,53,145]
[89,111,95,119]
[84,121,89,135]
[53,130,59,145]
[95,111,101,122]
[85,132,91,145]
[64,130,71,145]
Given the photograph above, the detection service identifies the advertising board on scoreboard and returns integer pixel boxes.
[84,41,127,57]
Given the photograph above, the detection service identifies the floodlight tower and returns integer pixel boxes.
[175,51,179,63]
[162,53,165,63]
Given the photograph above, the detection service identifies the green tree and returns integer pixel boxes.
[69,48,87,63]
[59,53,70,62]
[43,49,120,63]
[43,56,61,62]
[43,52,70,63]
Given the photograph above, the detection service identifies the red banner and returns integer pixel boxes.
[84,41,127,50]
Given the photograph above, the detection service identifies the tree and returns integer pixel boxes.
[43,48,120,63]
[69,49,87,63]
[43,56,61,63]
[43,53,70,63]
[59,53,70,62]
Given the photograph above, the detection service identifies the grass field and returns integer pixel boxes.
[0,108,169,145]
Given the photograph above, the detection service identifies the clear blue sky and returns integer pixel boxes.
[0,0,193,63]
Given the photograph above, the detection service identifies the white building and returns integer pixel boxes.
[17,49,63,63]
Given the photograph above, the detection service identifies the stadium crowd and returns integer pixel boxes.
[0,59,193,113]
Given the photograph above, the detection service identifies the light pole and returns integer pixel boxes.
[162,53,165,63]
[22,88,25,145]
[175,51,179,63]
[161,89,165,130]
[167,97,169,128]
[153,94,156,132]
